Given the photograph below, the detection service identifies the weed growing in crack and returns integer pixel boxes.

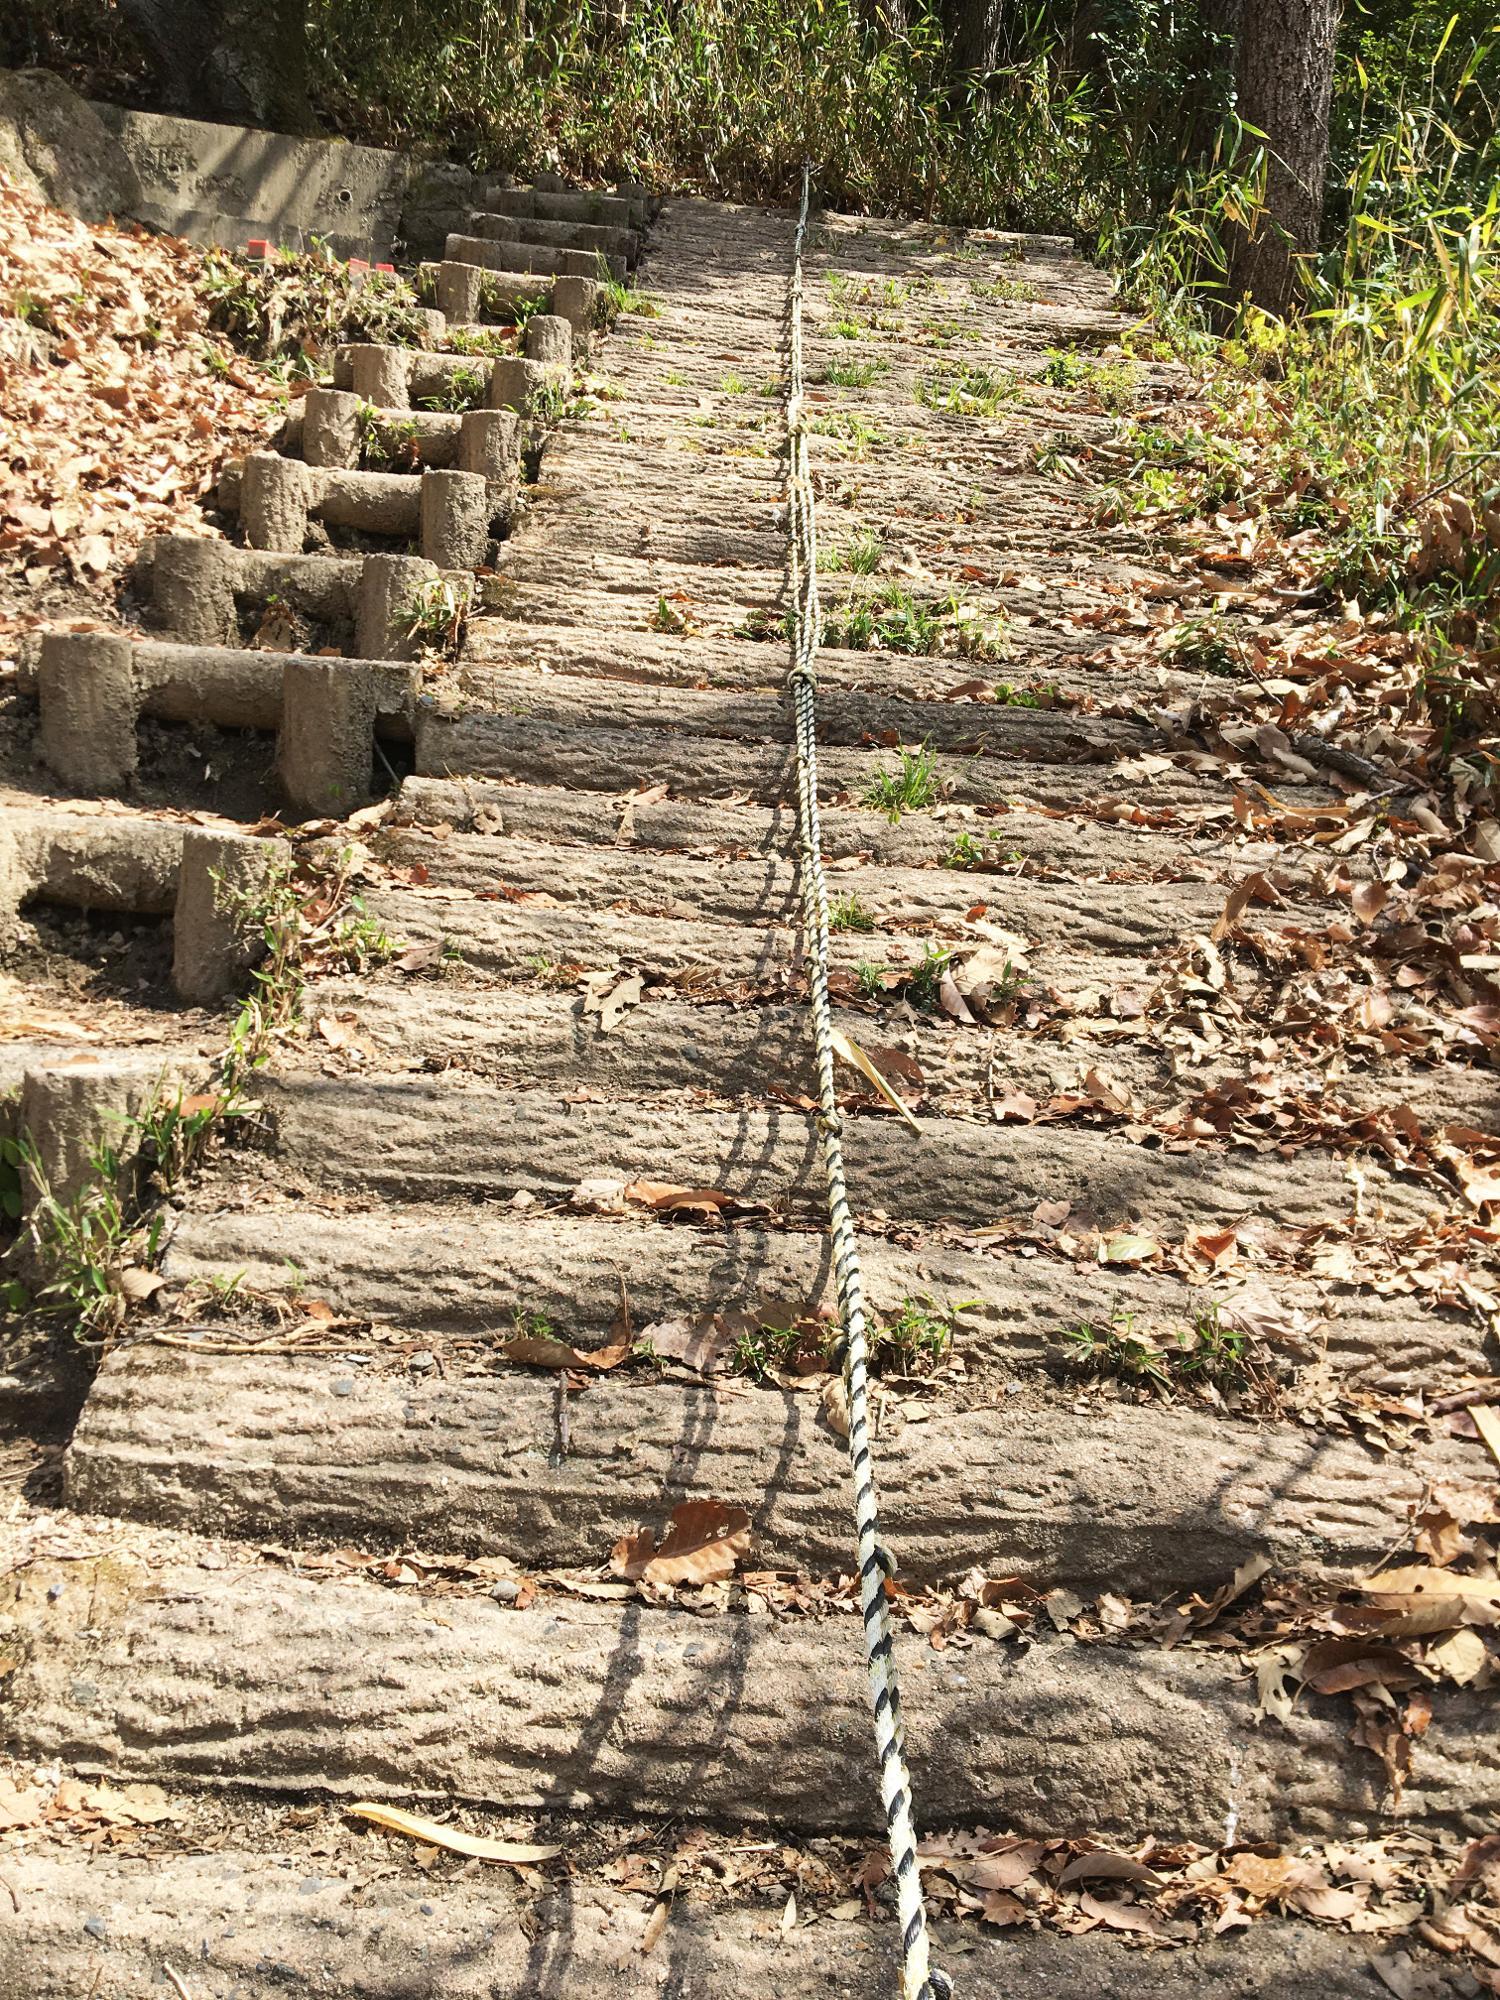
[915,364,1019,416]
[969,274,1038,305]
[872,1293,970,1375]
[732,1316,835,1381]
[355,403,421,471]
[808,409,884,457]
[820,527,881,575]
[829,891,878,933]
[861,741,942,819]
[943,828,1019,869]
[1060,1305,1274,1402]
[819,356,886,389]
[1162,616,1242,677]
[403,576,471,659]
[594,262,660,326]
[416,364,489,413]
[444,325,519,358]
[826,583,941,654]
[904,942,954,1010]
[991,678,1057,706]
[855,961,892,999]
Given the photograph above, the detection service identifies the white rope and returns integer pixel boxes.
[782,165,949,2000]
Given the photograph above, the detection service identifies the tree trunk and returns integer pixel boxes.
[1224,0,1340,314]
[935,0,1009,75]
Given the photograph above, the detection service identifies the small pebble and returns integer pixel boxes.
[83,1915,107,1940]
[408,1350,436,1373]
[489,1579,520,1604]
[331,1379,355,1397]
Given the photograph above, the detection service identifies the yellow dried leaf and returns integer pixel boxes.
[829,1026,920,1134]
[348,1802,560,1863]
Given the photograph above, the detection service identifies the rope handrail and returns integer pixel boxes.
[782,164,950,2000]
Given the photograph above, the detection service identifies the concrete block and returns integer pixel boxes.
[302,387,362,470]
[19,1056,189,1207]
[549,276,602,346]
[524,314,572,371]
[419,469,490,570]
[355,552,441,663]
[315,468,421,536]
[38,632,137,794]
[345,342,413,409]
[171,827,291,1005]
[0,808,182,949]
[487,357,552,418]
[435,259,482,327]
[241,452,311,552]
[445,233,602,281]
[458,409,521,491]
[148,535,238,646]
[231,456,421,544]
[277,659,418,819]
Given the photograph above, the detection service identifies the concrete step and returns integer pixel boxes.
[446,660,1152,766]
[9,1849,1412,1999]
[159,1199,1492,1391]
[8,1555,1491,1839]
[467,208,639,265]
[68,1342,1468,1590]
[365,822,1237,949]
[247,1073,1430,1236]
[411,709,1226,812]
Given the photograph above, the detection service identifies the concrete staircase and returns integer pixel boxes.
[3,191,1493,2000]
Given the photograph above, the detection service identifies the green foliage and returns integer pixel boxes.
[443,324,520,357]
[903,942,952,1010]
[355,402,421,470]
[821,527,882,574]
[595,262,660,326]
[829,890,877,933]
[819,356,887,388]
[1059,1305,1271,1401]
[826,583,941,653]
[872,1293,968,1374]
[198,245,427,362]
[861,740,942,819]
[302,0,1225,233]
[416,363,489,412]
[914,362,1019,416]
[403,574,471,655]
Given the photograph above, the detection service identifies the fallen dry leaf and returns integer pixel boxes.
[610,1499,753,1586]
[501,1333,630,1372]
[829,1025,921,1133]
[348,1802,561,1863]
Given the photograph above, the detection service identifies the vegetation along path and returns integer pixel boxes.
[4,184,1499,1996]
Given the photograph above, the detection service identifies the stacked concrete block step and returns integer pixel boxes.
[0,810,288,1212]
[15,180,629,1228]
[37,626,418,819]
